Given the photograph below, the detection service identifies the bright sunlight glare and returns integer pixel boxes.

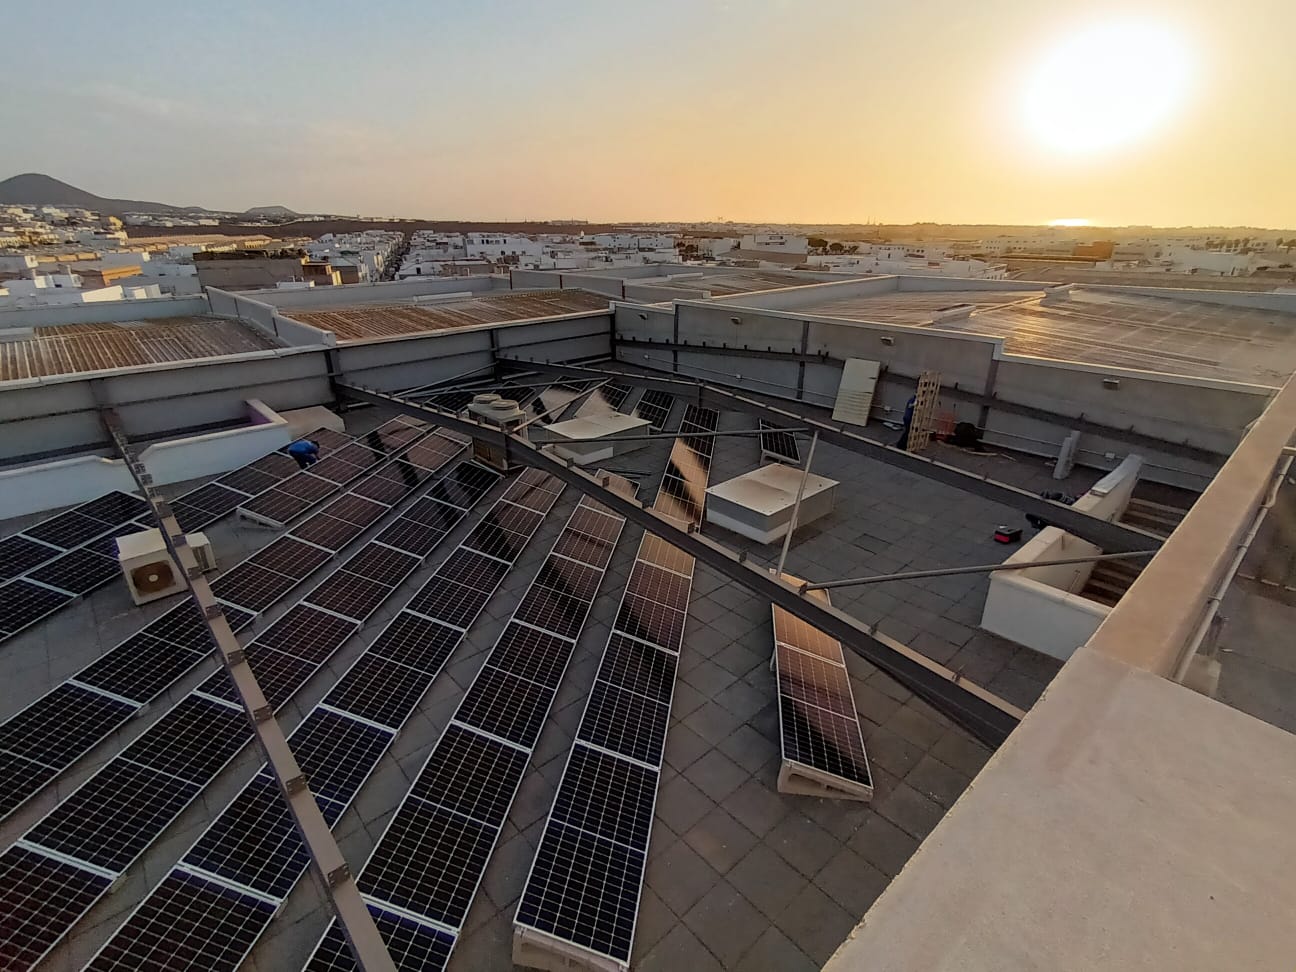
[1022,21,1192,154]
[1049,218,1092,227]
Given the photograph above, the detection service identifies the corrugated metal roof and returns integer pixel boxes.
[0,316,277,382]
[288,290,610,342]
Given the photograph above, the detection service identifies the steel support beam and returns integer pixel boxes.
[337,381,1024,745]
[697,386,1162,554]
[608,338,1230,463]
[496,356,702,401]
[94,396,395,972]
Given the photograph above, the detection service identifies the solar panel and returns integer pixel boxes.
[0,535,61,581]
[85,870,277,972]
[198,644,318,710]
[299,488,627,969]
[257,605,359,663]
[369,613,463,673]
[515,410,719,971]
[341,544,421,586]
[553,744,657,847]
[304,906,454,972]
[247,536,333,580]
[2,447,487,964]
[772,581,873,800]
[759,419,801,463]
[75,490,151,525]
[24,510,114,549]
[455,665,553,749]
[0,579,74,634]
[26,758,202,873]
[579,680,670,765]
[352,475,413,506]
[0,845,112,969]
[306,570,399,624]
[289,512,366,551]
[213,465,281,497]
[634,388,674,430]
[322,654,436,730]
[211,562,304,613]
[437,548,509,591]
[373,518,448,557]
[487,622,573,691]
[515,820,643,964]
[181,775,314,898]
[426,462,499,510]
[0,434,448,826]
[77,633,210,705]
[88,465,545,971]
[307,456,368,485]
[0,681,135,768]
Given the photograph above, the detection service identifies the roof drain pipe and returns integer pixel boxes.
[1173,452,1294,686]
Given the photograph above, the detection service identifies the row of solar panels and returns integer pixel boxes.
[0,428,355,641]
[0,419,430,824]
[0,427,482,970]
[84,465,560,970]
[514,405,720,968]
[305,477,633,971]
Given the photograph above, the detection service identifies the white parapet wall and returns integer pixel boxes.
[0,399,292,519]
[980,455,1143,661]
[981,528,1112,660]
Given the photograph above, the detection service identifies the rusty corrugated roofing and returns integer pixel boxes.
[0,316,277,381]
[287,290,610,342]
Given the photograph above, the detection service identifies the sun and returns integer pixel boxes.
[1022,21,1192,154]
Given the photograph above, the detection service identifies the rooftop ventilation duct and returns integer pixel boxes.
[929,303,976,324]
[1042,283,1076,305]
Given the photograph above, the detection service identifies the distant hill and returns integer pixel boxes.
[242,205,299,218]
[0,173,204,215]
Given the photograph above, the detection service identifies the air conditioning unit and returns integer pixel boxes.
[116,528,216,606]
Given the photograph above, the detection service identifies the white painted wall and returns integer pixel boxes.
[0,399,291,519]
[980,456,1142,660]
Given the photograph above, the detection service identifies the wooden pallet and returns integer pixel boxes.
[906,370,942,452]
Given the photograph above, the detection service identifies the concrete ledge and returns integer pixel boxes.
[825,647,1296,972]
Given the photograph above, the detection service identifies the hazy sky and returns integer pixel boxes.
[3,0,1292,226]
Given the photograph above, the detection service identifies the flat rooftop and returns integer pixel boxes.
[0,389,1075,971]
[0,315,277,381]
[650,268,829,296]
[286,289,610,342]
[776,286,1296,383]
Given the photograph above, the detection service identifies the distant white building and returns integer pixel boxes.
[740,233,808,255]
[465,234,543,260]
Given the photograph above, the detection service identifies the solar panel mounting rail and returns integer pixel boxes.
[83,463,553,971]
[0,426,465,971]
[0,420,427,823]
[302,474,633,972]
[513,405,720,972]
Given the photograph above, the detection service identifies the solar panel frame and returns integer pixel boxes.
[759,418,801,464]
[634,389,673,430]
[0,578,75,634]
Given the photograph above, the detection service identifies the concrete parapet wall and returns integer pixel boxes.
[0,399,292,518]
